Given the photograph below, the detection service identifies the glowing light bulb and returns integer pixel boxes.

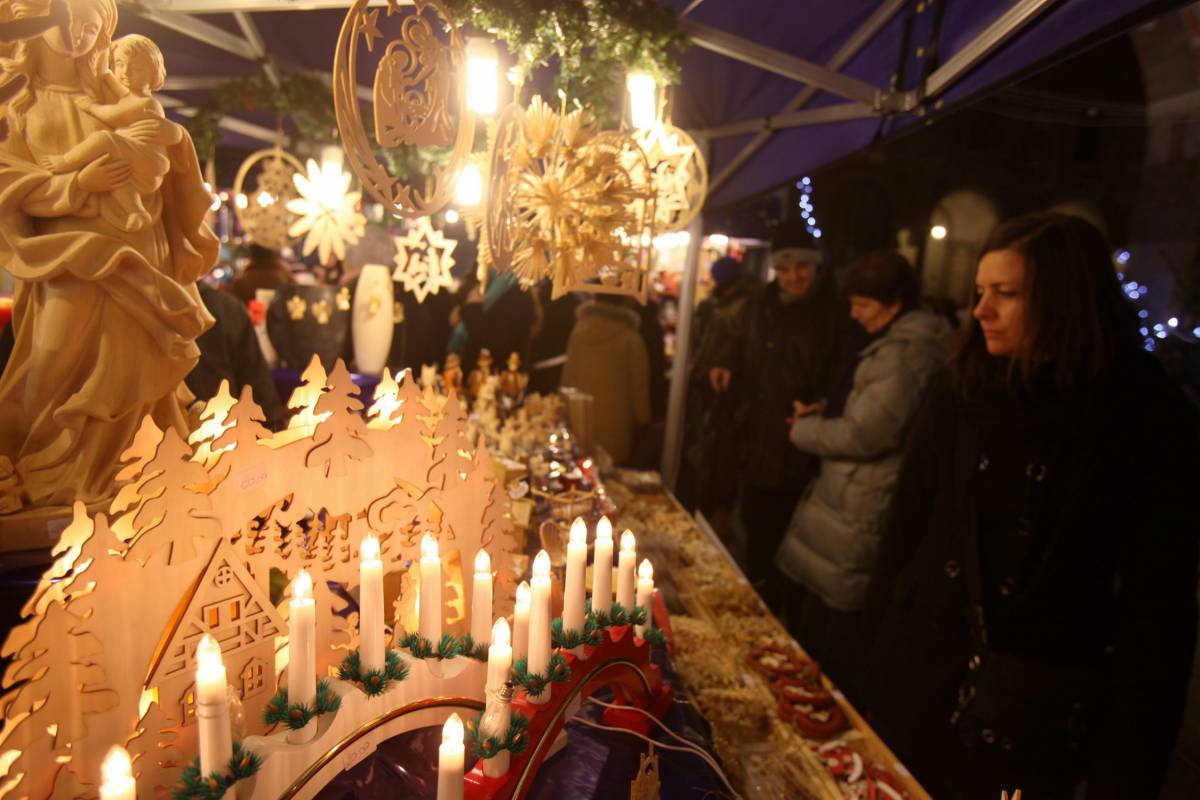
[569,517,587,545]
[421,533,439,560]
[455,163,483,208]
[638,559,653,580]
[101,744,133,787]
[443,712,464,744]
[256,191,274,207]
[707,233,729,250]
[197,634,222,670]
[930,225,948,240]
[445,208,460,224]
[466,37,499,115]
[620,531,636,553]
[626,72,658,130]
[533,549,551,578]
[292,569,312,600]
[475,549,491,575]
[516,581,531,608]
[361,534,380,562]
[492,616,511,647]
[595,516,613,543]
[235,193,248,209]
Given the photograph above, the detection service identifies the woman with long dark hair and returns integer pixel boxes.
[860,213,1199,797]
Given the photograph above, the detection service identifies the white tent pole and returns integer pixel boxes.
[925,0,1059,98]
[661,211,705,490]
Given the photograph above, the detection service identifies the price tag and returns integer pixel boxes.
[233,463,268,492]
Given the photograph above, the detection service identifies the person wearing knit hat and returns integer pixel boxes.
[698,217,862,613]
[709,255,742,288]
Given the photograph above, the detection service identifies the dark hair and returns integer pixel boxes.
[248,244,277,264]
[842,251,919,310]
[950,212,1138,395]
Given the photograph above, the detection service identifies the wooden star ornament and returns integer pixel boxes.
[392,216,457,303]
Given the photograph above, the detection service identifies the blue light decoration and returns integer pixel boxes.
[1113,249,1196,352]
[795,176,822,239]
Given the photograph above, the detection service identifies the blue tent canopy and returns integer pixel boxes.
[116,0,1165,210]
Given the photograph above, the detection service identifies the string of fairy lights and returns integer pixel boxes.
[1115,248,1199,353]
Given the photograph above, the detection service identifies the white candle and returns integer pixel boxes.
[562,517,587,638]
[360,534,385,672]
[470,549,493,647]
[483,617,513,778]
[512,581,530,664]
[289,569,316,708]
[195,634,233,776]
[437,713,465,800]
[99,745,135,800]
[528,550,552,705]
[592,516,613,617]
[635,559,654,637]
[616,530,637,614]
[419,533,442,644]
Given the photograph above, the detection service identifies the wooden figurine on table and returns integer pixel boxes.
[630,744,660,800]
[443,352,464,397]
[499,352,529,405]
[466,347,493,401]
[0,0,218,517]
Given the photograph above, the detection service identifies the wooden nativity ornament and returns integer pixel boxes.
[0,361,522,799]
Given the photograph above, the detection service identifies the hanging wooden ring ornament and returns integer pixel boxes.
[484,102,524,273]
[333,0,476,219]
[232,147,306,250]
[635,122,708,234]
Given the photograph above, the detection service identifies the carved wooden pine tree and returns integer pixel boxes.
[1,728,63,799]
[1,601,118,748]
[307,360,372,477]
[288,354,329,429]
[110,416,164,520]
[366,368,402,429]
[188,379,236,468]
[126,428,221,566]
[428,392,475,488]
[214,384,272,460]
[125,701,185,798]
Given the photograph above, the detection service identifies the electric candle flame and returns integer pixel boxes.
[533,550,550,578]
[101,745,133,784]
[639,559,653,580]
[292,569,313,600]
[626,72,658,130]
[443,712,464,744]
[516,581,531,607]
[197,634,221,668]
[569,517,587,545]
[595,516,612,542]
[421,533,439,560]
[492,617,510,647]
[475,549,491,575]
[361,534,380,562]
[620,531,636,553]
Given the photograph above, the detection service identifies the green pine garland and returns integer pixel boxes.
[441,0,687,124]
[465,709,531,760]
[171,741,261,800]
[644,625,667,648]
[338,648,411,696]
[262,679,341,730]
[398,632,489,662]
[591,601,647,629]
[551,613,603,649]
[511,652,571,698]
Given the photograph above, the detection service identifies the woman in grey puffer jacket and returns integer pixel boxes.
[775,251,953,690]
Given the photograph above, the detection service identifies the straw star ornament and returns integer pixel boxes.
[393,216,457,303]
[288,158,367,265]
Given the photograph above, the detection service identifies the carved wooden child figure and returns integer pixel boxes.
[39,34,181,232]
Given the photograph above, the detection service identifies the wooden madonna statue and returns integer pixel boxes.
[0,0,217,524]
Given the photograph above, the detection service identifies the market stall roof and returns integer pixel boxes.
[119,0,1169,210]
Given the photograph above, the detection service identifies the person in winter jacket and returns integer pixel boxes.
[561,295,651,465]
[707,221,862,610]
[230,244,294,305]
[775,251,951,690]
[860,213,1199,798]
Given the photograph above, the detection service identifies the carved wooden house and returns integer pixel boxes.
[145,540,286,734]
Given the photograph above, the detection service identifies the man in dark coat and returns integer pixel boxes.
[188,284,285,430]
[707,223,861,609]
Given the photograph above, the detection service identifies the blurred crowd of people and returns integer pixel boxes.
[680,213,1199,799]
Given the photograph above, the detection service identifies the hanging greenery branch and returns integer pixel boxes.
[182,70,337,162]
[441,0,687,125]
